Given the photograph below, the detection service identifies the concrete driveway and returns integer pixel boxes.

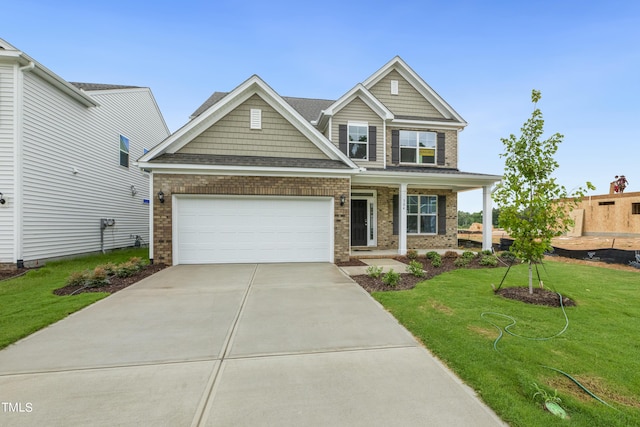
[0,263,505,426]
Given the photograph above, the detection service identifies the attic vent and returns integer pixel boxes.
[250,108,262,129]
[598,201,615,206]
[391,80,399,95]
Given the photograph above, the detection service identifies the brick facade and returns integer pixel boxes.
[153,174,351,265]
[353,186,458,251]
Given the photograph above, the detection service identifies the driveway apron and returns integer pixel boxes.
[0,263,505,426]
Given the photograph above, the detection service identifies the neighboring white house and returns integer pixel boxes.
[0,38,170,269]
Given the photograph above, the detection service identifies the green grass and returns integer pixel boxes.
[0,248,149,350]
[373,261,640,427]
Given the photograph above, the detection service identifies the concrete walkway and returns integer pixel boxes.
[0,264,505,426]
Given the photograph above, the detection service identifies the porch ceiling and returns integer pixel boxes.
[351,169,502,192]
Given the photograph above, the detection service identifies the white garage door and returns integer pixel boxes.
[174,196,333,264]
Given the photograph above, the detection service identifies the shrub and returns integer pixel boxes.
[425,251,439,260]
[479,255,498,267]
[406,260,425,278]
[366,265,383,279]
[431,255,442,268]
[461,251,477,260]
[66,271,88,287]
[115,261,139,278]
[87,266,109,287]
[481,250,493,256]
[443,251,459,259]
[454,257,471,268]
[128,257,147,269]
[382,269,401,287]
[499,251,518,262]
[99,262,117,275]
[406,249,418,260]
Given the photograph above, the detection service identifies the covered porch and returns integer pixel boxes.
[349,169,502,257]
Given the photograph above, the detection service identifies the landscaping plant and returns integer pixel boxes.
[381,269,401,287]
[366,265,383,279]
[406,260,425,278]
[492,89,594,294]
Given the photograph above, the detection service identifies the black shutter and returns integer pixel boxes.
[368,126,377,161]
[339,124,348,155]
[438,195,447,235]
[392,194,399,235]
[391,130,400,164]
[437,132,445,166]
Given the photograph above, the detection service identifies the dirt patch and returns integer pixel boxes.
[0,268,31,282]
[496,287,576,307]
[547,375,640,409]
[336,258,368,267]
[544,255,640,272]
[54,263,167,296]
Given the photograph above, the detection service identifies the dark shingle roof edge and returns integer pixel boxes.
[70,82,142,91]
[148,153,353,170]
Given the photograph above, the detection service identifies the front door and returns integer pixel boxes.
[351,200,367,246]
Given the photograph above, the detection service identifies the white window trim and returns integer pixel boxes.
[399,130,436,165]
[250,108,262,129]
[347,121,369,160]
[406,194,437,235]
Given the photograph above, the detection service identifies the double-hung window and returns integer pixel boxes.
[407,195,437,234]
[348,122,368,159]
[400,130,436,164]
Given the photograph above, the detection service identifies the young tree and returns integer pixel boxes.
[493,90,594,294]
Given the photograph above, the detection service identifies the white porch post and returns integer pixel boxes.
[399,183,407,255]
[482,185,493,251]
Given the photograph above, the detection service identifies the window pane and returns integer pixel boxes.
[420,196,437,214]
[399,130,416,147]
[120,151,129,168]
[419,148,435,164]
[120,135,129,152]
[407,215,418,233]
[349,143,367,159]
[349,125,367,142]
[407,196,418,214]
[400,147,416,163]
[418,132,436,148]
[420,215,436,234]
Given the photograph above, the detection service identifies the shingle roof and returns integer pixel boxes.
[367,166,501,178]
[190,92,334,122]
[70,82,141,91]
[149,153,352,169]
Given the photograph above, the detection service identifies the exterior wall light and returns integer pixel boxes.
[340,194,346,206]
[130,185,137,196]
[157,191,165,203]
[0,192,5,205]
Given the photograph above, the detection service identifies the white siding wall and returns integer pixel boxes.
[20,73,169,263]
[0,63,16,263]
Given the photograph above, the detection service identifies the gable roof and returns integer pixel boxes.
[363,56,467,126]
[190,92,334,123]
[316,83,394,129]
[70,82,142,91]
[140,74,359,170]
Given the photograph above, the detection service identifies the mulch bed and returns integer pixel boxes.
[53,263,167,296]
[349,255,577,307]
[0,268,31,282]
[336,258,368,266]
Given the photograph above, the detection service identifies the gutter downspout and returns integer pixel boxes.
[14,61,35,268]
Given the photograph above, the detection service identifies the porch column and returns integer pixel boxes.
[399,183,407,255]
[482,185,493,251]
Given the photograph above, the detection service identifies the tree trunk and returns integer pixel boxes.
[528,261,533,294]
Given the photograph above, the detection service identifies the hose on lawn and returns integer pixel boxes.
[482,292,618,411]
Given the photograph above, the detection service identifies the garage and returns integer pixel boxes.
[173,196,334,264]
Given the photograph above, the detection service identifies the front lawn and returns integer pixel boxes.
[374,260,640,427]
[0,248,149,350]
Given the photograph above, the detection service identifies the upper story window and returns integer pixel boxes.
[348,122,368,159]
[119,135,129,168]
[400,130,436,164]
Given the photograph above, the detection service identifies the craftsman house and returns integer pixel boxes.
[139,57,501,265]
[0,38,170,269]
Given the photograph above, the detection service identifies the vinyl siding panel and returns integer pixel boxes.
[331,97,384,168]
[178,94,328,159]
[369,70,445,119]
[0,64,15,262]
[20,73,169,262]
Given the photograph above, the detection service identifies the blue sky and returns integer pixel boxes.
[3,0,639,212]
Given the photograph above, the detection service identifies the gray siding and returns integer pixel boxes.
[178,94,328,159]
[20,72,169,262]
[331,97,384,168]
[0,64,15,261]
[369,70,445,119]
